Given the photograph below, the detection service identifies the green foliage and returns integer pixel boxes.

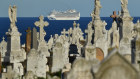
[48,71,61,78]
[37,77,46,79]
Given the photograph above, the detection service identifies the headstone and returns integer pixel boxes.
[13,62,24,78]
[34,15,49,41]
[6,5,26,63]
[84,45,96,60]
[27,49,38,76]
[47,35,54,50]
[37,50,48,78]
[24,71,36,79]
[25,27,31,53]
[66,58,95,79]
[2,66,14,79]
[108,21,119,48]
[85,22,94,45]
[31,27,37,50]
[95,49,138,79]
[27,48,47,78]
[0,37,7,62]
[51,41,65,73]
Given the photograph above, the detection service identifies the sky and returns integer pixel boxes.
[0,0,140,17]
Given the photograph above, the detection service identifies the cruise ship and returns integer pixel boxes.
[47,9,80,20]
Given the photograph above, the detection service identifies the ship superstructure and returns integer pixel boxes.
[47,9,80,20]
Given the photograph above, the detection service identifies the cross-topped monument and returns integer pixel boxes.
[61,29,69,37]
[2,37,5,41]
[34,15,49,41]
[85,23,94,45]
[110,11,118,21]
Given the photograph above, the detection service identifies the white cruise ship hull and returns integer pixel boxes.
[48,17,80,20]
[47,9,80,20]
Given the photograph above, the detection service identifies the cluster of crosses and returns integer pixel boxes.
[0,0,140,79]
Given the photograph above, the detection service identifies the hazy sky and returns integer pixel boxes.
[0,0,140,17]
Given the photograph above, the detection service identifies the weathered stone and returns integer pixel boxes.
[27,49,38,76]
[51,40,65,73]
[85,22,94,45]
[135,20,140,64]
[13,62,24,78]
[0,37,7,62]
[67,58,95,79]
[8,5,17,27]
[31,27,38,50]
[34,15,49,42]
[24,71,37,79]
[108,21,119,48]
[2,66,14,79]
[84,45,96,60]
[95,49,138,79]
[27,48,47,78]
[47,35,54,50]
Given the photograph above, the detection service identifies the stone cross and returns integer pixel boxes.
[85,27,94,45]
[34,15,49,41]
[61,29,69,37]
[110,11,118,21]
[68,28,73,42]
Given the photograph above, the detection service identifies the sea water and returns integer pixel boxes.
[0,17,140,44]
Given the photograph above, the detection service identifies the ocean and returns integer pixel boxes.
[0,17,140,44]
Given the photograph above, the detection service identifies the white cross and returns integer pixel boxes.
[34,15,49,41]
[85,26,94,45]
[61,29,69,37]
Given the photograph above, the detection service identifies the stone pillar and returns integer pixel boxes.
[25,27,31,53]
[31,27,38,50]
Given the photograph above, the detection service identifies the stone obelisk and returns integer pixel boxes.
[25,27,31,53]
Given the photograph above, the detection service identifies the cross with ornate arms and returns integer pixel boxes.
[61,29,69,37]
[34,15,49,41]
[85,25,94,45]
[110,11,118,21]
